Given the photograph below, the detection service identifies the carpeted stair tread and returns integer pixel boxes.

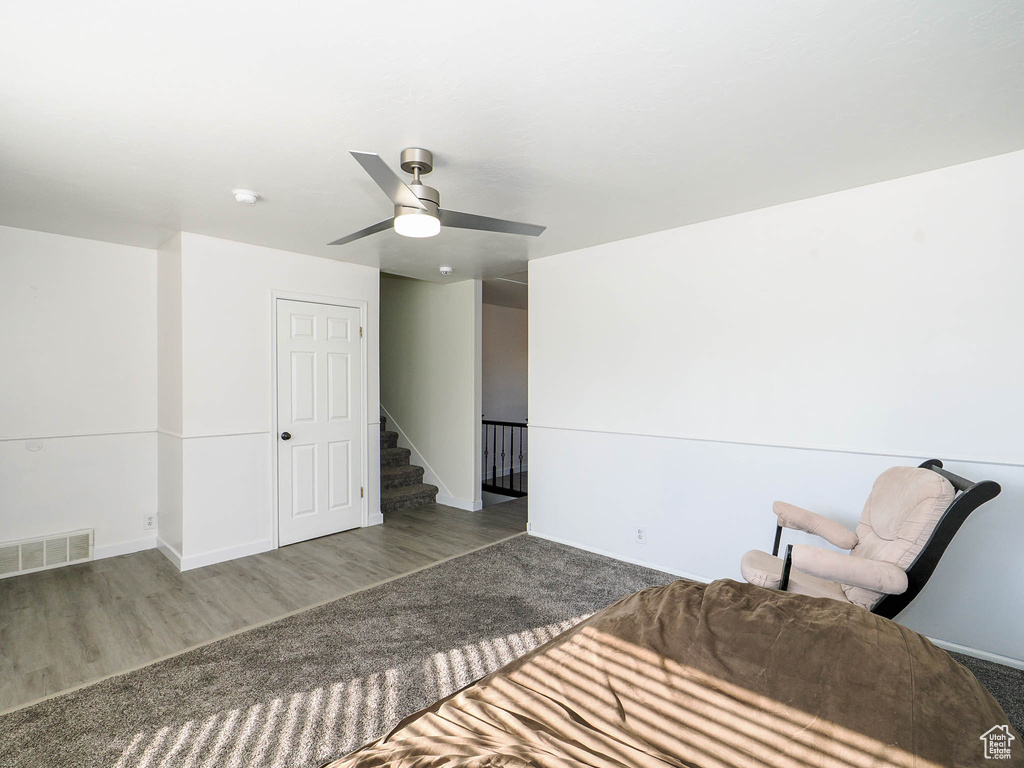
[380,464,424,489]
[381,446,411,467]
[382,482,438,499]
[378,422,435,510]
[381,483,439,514]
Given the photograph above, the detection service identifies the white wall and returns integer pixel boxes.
[160,233,381,569]
[529,149,1024,665]
[157,234,183,556]
[380,277,482,509]
[483,303,528,422]
[179,433,272,569]
[157,233,183,437]
[0,225,158,558]
[179,234,379,438]
[0,226,381,571]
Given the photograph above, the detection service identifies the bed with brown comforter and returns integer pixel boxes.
[325,579,1021,768]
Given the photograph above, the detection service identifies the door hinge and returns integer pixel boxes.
[359,326,363,338]
[361,486,364,498]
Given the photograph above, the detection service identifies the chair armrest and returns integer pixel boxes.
[791,544,908,595]
[773,501,858,550]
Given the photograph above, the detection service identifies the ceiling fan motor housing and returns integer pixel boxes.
[397,148,440,217]
[397,178,440,219]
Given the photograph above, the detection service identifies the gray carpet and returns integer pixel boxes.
[950,651,1024,734]
[1,535,1020,768]
[0,535,676,768]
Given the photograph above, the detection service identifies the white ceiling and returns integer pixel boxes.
[2,1,1023,282]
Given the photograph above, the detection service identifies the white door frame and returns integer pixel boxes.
[270,290,369,548]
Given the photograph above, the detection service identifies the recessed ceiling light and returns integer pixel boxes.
[232,189,259,205]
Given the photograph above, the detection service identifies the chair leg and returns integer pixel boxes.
[772,524,783,557]
[779,544,794,592]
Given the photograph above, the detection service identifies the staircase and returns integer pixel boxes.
[380,424,439,514]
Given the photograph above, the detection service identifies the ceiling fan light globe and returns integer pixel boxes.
[394,211,441,238]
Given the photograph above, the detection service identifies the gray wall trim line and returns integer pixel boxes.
[528,424,1024,470]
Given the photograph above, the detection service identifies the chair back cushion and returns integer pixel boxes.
[844,467,956,609]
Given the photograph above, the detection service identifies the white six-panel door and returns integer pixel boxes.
[277,299,364,546]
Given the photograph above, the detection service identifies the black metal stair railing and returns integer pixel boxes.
[482,419,527,497]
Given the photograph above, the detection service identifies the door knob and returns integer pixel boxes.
[281,432,291,441]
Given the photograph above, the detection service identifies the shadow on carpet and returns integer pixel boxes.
[0,535,676,768]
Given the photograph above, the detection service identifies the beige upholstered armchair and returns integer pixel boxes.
[741,460,1000,618]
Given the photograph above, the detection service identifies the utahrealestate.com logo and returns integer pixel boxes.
[980,726,1016,760]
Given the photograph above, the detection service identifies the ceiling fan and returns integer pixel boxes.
[329,148,545,246]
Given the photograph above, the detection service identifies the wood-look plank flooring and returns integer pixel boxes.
[0,500,527,713]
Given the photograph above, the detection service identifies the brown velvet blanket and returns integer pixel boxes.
[325,580,1020,768]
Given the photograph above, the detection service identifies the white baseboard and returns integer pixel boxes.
[436,494,483,512]
[528,530,712,584]
[178,538,274,572]
[928,637,1024,670]
[156,538,183,569]
[94,533,157,561]
[367,512,384,526]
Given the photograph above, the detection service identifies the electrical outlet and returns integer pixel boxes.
[143,514,157,530]
[634,526,647,545]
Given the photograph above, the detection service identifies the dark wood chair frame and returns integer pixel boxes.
[772,459,1001,619]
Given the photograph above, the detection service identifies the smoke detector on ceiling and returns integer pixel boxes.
[232,189,259,205]
[439,266,453,276]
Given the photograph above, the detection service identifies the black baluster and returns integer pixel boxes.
[512,430,520,489]
[511,425,515,492]
[501,426,506,488]
[518,426,524,492]
[510,428,515,492]
[491,425,497,487]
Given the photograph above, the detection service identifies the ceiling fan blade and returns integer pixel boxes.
[350,151,425,210]
[439,209,545,237]
[328,218,394,246]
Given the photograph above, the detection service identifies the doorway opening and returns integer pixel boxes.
[481,271,528,508]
